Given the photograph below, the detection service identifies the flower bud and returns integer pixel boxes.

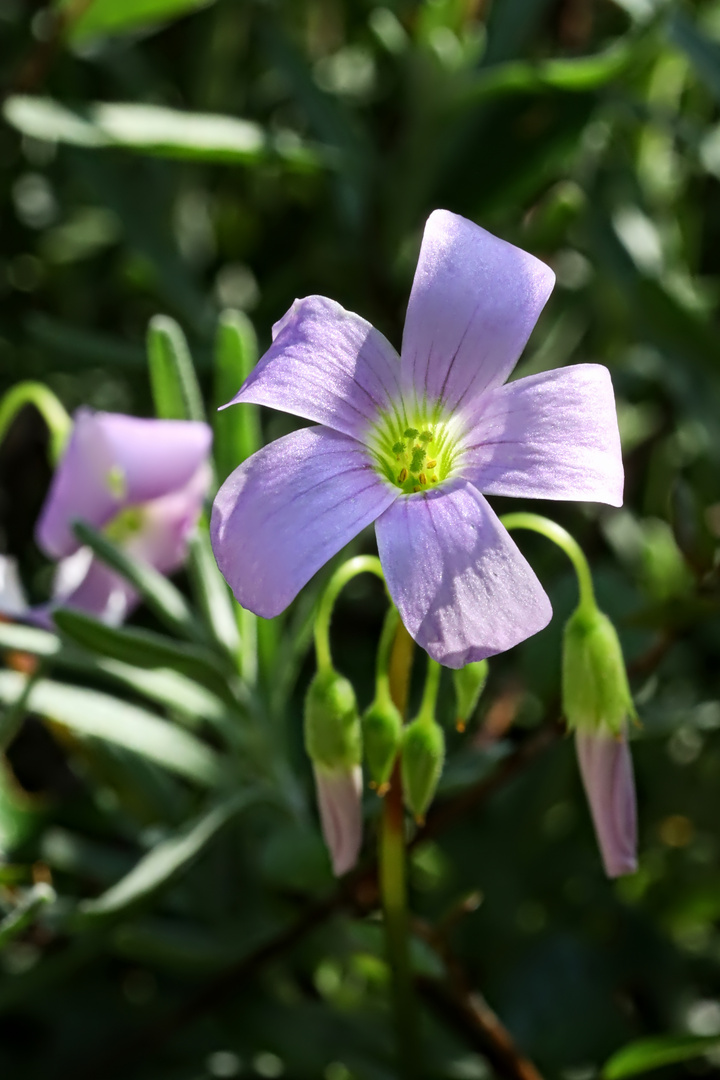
[400,718,445,824]
[562,607,635,736]
[453,659,489,732]
[304,668,363,876]
[576,729,637,878]
[362,697,403,795]
[563,604,638,878]
[313,764,363,877]
[304,669,362,771]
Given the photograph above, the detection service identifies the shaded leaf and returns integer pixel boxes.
[604,1033,720,1079]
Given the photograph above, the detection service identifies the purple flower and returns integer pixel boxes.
[211,210,623,667]
[2,409,212,626]
[313,764,363,877]
[576,729,638,878]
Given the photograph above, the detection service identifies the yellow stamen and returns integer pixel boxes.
[431,475,438,483]
[426,459,437,469]
[419,472,427,485]
[398,467,408,483]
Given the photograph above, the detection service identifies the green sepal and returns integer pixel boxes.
[400,717,445,823]
[304,669,362,771]
[452,659,489,731]
[562,605,636,736]
[362,697,403,791]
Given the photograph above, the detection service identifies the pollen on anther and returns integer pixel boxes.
[413,485,421,493]
[431,475,438,483]
[398,467,408,483]
[419,472,427,485]
[426,459,437,469]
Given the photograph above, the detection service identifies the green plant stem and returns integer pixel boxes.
[418,656,442,724]
[313,555,384,672]
[501,512,596,616]
[239,608,258,687]
[0,382,71,465]
[374,605,399,707]
[381,618,418,1079]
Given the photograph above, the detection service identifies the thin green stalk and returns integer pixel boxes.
[313,555,384,672]
[501,511,596,616]
[374,605,400,708]
[0,382,71,465]
[417,656,441,724]
[381,619,418,1079]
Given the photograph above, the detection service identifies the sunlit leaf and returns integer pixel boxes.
[55,0,216,41]
[604,1033,720,1079]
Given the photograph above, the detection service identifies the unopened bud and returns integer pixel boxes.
[562,607,635,737]
[576,729,637,878]
[362,697,403,794]
[304,669,363,877]
[401,718,445,824]
[313,764,363,877]
[304,668,362,770]
[453,659,489,732]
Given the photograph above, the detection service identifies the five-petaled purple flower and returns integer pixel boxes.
[0,410,212,626]
[211,210,623,667]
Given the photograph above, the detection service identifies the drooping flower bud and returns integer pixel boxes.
[362,697,403,795]
[304,668,363,876]
[453,659,489,732]
[400,717,445,825]
[562,605,638,878]
[575,729,637,878]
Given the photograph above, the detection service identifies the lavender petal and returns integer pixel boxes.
[211,426,397,618]
[375,479,552,668]
[400,210,555,415]
[463,364,623,506]
[313,764,363,876]
[576,729,638,878]
[224,296,404,441]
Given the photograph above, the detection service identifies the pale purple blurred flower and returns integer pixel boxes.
[212,209,623,667]
[313,764,363,877]
[576,728,638,878]
[1,409,212,626]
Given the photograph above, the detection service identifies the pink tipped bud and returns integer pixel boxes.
[313,764,363,877]
[576,729,637,878]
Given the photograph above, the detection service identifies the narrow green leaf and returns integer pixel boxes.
[53,608,236,705]
[3,98,320,171]
[186,530,240,658]
[0,885,56,950]
[0,672,223,787]
[55,0,217,41]
[78,793,253,919]
[0,622,58,660]
[604,1033,720,1079]
[73,521,203,642]
[213,310,261,481]
[147,315,205,423]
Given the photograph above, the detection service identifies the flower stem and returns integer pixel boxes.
[381,618,419,1079]
[501,512,596,617]
[0,382,71,465]
[313,555,384,673]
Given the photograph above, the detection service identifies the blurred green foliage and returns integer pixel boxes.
[4,1,720,1078]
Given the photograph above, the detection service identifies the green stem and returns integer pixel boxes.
[374,605,399,708]
[239,607,258,687]
[501,511,596,617]
[417,656,441,724]
[0,382,71,465]
[381,619,418,1079]
[313,555,384,672]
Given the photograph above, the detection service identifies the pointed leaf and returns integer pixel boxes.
[604,1033,720,1079]
[147,315,205,423]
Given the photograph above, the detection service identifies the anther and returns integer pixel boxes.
[426,459,437,469]
[419,472,427,485]
[431,475,437,483]
[398,467,408,483]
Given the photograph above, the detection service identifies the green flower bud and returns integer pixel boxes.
[304,668,362,770]
[401,717,445,824]
[452,659,489,732]
[562,606,636,736]
[362,697,403,794]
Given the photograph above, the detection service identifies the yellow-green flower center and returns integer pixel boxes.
[104,505,145,544]
[368,412,461,494]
